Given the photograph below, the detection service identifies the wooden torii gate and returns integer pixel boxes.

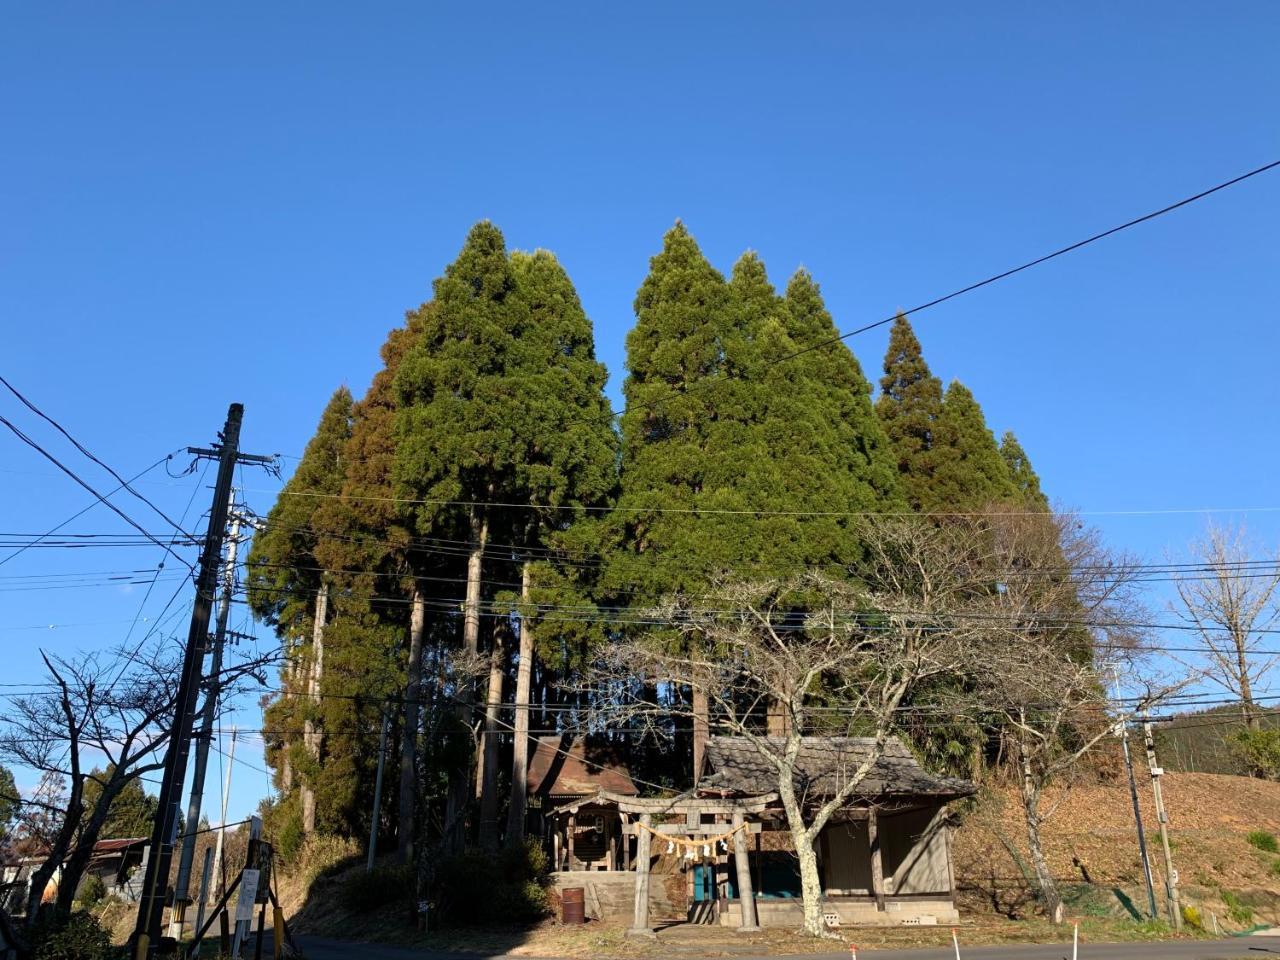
[601,790,778,938]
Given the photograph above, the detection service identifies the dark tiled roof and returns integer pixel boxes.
[526,736,639,797]
[701,736,975,800]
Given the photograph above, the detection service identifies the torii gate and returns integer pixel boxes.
[600,790,778,938]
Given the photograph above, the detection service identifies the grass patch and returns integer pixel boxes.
[1246,830,1278,853]
[1220,889,1255,925]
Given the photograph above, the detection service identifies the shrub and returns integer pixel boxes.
[1270,858,1280,878]
[28,910,112,960]
[74,874,107,909]
[1246,830,1278,853]
[431,839,551,927]
[341,863,415,912]
[260,792,305,864]
[1181,905,1202,929]
[1229,729,1280,780]
[1221,889,1254,926]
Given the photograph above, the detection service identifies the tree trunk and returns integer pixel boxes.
[397,584,426,863]
[477,629,506,849]
[443,506,488,853]
[778,773,826,937]
[692,688,709,785]
[505,560,535,846]
[302,582,328,835]
[54,773,128,916]
[1019,740,1063,923]
[1238,641,1259,730]
[24,785,82,924]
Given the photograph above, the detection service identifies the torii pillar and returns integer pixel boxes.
[626,814,655,938]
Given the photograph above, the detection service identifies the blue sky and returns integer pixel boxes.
[2,3,1278,823]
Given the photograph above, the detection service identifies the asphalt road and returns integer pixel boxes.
[295,934,1280,960]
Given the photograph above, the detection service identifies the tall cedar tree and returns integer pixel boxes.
[315,322,436,857]
[500,250,619,844]
[876,315,952,511]
[247,387,352,832]
[608,229,901,774]
[931,381,1019,509]
[393,223,619,849]
[1000,430,1050,510]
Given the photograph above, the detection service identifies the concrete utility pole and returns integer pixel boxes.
[1116,718,1159,920]
[169,495,244,939]
[210,727,237,900]
[1142,711,1182,931]
[130,404,276,958]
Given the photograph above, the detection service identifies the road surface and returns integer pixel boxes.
[295,933,1280,960]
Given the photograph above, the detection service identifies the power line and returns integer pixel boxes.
[0,454,183,568]
[563,157,1280,428]
[0,414,196,573]
[0,375,196,538]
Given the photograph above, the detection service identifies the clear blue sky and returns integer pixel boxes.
[2,3,1278,822]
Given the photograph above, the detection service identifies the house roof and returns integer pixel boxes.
[526,737,638,797]
[90,837,147,857]
[700,736,975,801]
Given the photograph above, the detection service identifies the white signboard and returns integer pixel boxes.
[234,869,261,922]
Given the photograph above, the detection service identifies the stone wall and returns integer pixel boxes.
[550,871,684,923]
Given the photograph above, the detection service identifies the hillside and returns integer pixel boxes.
[953,772,1280,930]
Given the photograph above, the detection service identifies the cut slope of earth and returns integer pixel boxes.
[953,773,1280,929]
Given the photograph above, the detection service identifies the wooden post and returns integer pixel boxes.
[731,813,760,931]
[869,807,886,913]
[553,821,562,871]
[567,813,576,870]
[623,814,631,871]
[627,814,655,938]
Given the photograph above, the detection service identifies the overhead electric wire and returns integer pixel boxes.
[0,414,196,573]
[0,375,196,538]
[0,455,184,569]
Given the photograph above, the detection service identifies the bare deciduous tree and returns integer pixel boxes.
[0,642,270,925]
[961,509,1161,923]
[1171,522,1280,730]
[592,516,994,937]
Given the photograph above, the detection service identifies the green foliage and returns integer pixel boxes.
[261,793,305,863]
[607,230,899,618]
[1269,858,1280,877]
[1220,888,1254,925]
[74,873,106,909]
[931,381,1018,509]
[81,766,157,839]
[431,838,551,926]
[1246,830,1278,853]
[876,314,949,511]
[341,863,416,912]
[0,763,16,833]
[27,910,112,960]
[1229,728,1280,779]
[246,386,353,635]
[1000,431,1050,509]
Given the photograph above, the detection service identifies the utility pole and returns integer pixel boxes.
[1142,711,1182,931]
[168,494,244,939]
[210,727,237,901]
[367,707,391,872]
[130,404,275,958]
[1116,718,1158,919]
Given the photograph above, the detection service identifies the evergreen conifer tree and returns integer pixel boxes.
[1000,430,1050,510]
[875,315,950,511]
[498,249,619,844]
[931,381,1018,510]
[247,387,352,833]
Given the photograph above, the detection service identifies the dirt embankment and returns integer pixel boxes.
[953,772,1280,928]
